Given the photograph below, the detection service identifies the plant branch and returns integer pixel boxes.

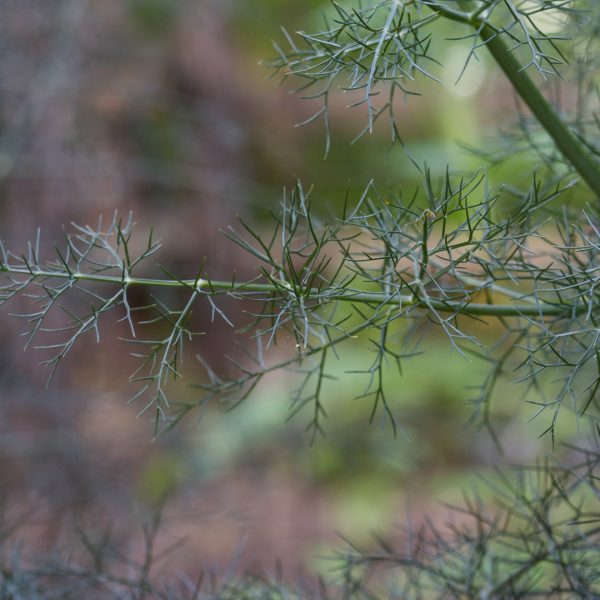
[0,262,587,318]
[427,1,600,196]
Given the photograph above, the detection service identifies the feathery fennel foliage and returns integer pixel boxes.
[2,0,600,596]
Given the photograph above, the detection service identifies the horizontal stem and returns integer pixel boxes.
[1,264,584,318]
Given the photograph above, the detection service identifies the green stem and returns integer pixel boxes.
[429,1,600,196]
[479,23,600,195]
[0,263,586,318]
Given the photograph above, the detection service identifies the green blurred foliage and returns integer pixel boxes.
[128,0,178,35]
[138,451,188,502]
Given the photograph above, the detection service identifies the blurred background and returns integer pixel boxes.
[0,0,582,589]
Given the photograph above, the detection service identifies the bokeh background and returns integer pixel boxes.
[0,0,580,589]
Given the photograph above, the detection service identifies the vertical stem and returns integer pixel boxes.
[478,21,600,196]
[430,1,600,197]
